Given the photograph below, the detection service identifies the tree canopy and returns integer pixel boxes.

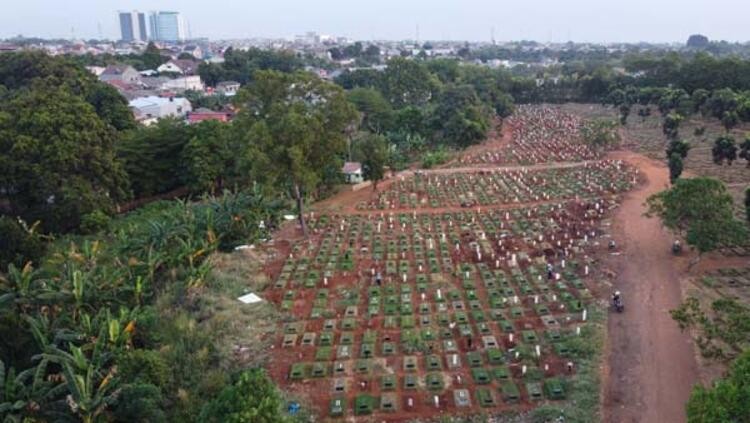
[234,70,358,234]
[647,177,748,254]
[0,84,129,232]
[686,349,750,422]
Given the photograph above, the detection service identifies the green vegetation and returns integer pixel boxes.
[0,189,284,422]
[686,350,750,422]
[580,119,621,149]
[198,47,302,86]
[233,70,357,234]
[0,217,44,270]
[351,132,388,190]
[421,149,451,169]
[647,177,748,257]
[336,58,513,164]
[199,369,289,423]
[531,308,605,423]
[0,82,130,233]
[712,135,738,166]
[671,297,750,360]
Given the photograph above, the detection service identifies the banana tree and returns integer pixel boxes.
[0,263,63,315]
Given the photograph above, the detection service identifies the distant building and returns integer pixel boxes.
[99,65,141,84]
[342,162,364,184]
[149,11,187,42]
[181,45,203,59]
[119,11,148,42]
[215,81,240,97]
[129,96,192,122]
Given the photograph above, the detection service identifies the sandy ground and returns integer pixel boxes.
[601,150,699,423]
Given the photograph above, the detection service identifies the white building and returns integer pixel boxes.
[149,11,187,42]
[119,11,148,42]
[161,76,204,92]
[342,162,364,184]
[129,96,192,123]
[216,81,240,97]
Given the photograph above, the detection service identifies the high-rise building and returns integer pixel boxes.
[148,11,187,42]
[118,11,148,42]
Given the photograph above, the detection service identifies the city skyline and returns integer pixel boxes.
[2,0,749,43]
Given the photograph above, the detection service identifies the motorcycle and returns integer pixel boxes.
[612,296,624,312]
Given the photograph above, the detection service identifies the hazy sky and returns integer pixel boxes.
[2,0,747,43]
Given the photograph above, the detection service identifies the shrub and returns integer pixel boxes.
[80,209,111,234]
[421,149,450,169]
[0,216,44,270]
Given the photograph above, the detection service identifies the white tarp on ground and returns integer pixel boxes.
[237,293,263,304]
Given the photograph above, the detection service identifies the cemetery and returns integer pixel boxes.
[264,165,632,418]
[253,103,709,420]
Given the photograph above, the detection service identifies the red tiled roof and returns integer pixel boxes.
[342,162,362,173]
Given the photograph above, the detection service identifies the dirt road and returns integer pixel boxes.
[603,151,699,423]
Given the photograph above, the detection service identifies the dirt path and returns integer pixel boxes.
[602,151,699,423]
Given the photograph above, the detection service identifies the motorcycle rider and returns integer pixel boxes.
[612,291,623,310]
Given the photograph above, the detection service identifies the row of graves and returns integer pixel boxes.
[357,160,637,211]
[266,197,621,419]
[460,105,600,166]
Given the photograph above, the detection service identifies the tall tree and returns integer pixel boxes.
[117,118,192,197]
[738,138,750,167]
[662,112,683,140]
[668,153,684,184]
[647,177,748,263]
[666,139,691,160]
[430,84,490,148]
[181,121,235,194]
[347,88,394,134]
[0,84,129,233]
[353,133,388,190]
[381,58,438,108]
[712,135,738,166]
[234,70,357,235]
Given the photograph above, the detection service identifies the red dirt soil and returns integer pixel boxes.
[601,150,699,423]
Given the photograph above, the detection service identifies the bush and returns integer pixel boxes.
[421,149,450,169]
[199,368,288,423]
[80,209,111,234]
[0,216,45,270]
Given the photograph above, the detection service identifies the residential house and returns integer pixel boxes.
[161,76,204,92]
[342,162,364,184]
[216,81,240,97]
[157,59,199,75]
[86,66,106,77]
[99,64,141,84]
[129,96,192,123]
[182,45,203,59]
